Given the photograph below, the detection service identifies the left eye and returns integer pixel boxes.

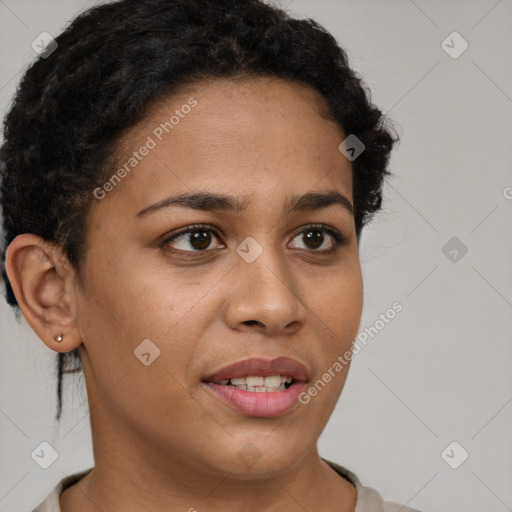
[161,224,345,253]
[289,225,344,252]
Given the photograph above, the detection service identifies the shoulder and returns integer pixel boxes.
[322,458,424,512]
[31,468,93,512]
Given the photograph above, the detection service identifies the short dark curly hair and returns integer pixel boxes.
[0,0,398,421]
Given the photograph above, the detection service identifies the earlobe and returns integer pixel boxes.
[4,233,82,353]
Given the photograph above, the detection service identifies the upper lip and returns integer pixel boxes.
[203,356,309,383]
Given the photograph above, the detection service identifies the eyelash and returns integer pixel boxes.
[159,223,347,255]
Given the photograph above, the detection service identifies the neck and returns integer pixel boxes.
[60,425,357,512]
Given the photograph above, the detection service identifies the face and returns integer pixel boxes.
[75,77,363,479]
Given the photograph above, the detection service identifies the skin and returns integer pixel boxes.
[6,77,363,511]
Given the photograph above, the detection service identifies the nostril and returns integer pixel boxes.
[244,320,262,327]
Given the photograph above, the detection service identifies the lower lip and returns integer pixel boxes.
[203,381,307,417]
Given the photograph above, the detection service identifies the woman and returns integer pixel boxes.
[1,0,416,510]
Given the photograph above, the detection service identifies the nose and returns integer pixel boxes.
[224,244,308,337]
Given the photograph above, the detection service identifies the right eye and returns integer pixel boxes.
[160,224,226,253]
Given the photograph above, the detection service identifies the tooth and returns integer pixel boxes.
[222,375,293,389]
[245,376,265,387]
[246,385,265,392]
[232,384,288,392]
[264,375,282,387]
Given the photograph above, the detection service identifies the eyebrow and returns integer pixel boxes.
[135,190,354,218]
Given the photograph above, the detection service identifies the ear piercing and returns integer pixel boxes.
[55,333,64,343]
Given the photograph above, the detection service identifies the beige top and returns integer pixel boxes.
[32,459,422,512]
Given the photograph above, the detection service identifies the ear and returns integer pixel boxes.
[4,233,82,353]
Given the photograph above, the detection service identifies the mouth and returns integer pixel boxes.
[202,356,309,417]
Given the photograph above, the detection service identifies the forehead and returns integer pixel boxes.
[92,77,353,219]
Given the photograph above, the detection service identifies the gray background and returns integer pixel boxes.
[1,0,511,510]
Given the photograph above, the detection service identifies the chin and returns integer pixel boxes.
[202,432,314,480]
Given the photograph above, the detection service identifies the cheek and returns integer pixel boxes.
[75,259,205,415]
[302,271,362,418]
[76,253,216,377]
[310,265,363,344]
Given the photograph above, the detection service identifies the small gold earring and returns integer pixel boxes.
[55,333,64,343]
